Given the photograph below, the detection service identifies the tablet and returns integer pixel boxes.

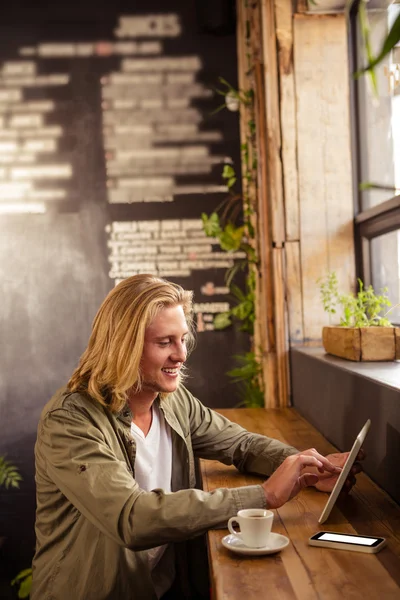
[318,419,370,524]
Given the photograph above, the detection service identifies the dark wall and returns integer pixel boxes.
[0,0,243,585]
[291,348,400,506]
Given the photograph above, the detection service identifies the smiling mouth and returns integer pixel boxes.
[161,368,180,376]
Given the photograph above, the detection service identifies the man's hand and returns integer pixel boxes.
[262,449,341,509]
[312,450,365,493]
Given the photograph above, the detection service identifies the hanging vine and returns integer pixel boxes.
[201,40,264,407]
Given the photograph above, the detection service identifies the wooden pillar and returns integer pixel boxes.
[236,1,355,405]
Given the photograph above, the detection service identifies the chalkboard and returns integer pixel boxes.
[0,0,247,574]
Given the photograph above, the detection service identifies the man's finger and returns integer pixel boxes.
[306,450,342,474]
[343,474,357,491]
[348,474,357,487]
[351,462,362,475]
[357,448,366,461]
[299,473,319,488]
[297,454,340,473]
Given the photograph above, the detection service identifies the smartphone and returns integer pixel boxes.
[309,531,387,554]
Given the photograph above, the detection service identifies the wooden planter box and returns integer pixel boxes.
[322,326,400,362]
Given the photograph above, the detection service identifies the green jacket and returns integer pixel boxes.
[31,385,297,600]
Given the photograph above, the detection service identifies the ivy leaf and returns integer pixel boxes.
[222,164,236,180]
[219,224,244,252]
[201,212,221,237]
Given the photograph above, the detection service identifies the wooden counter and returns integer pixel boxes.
[200,408,400,600]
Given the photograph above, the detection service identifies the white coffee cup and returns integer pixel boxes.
[228,508,274,548]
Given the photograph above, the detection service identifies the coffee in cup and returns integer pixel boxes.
[228,508,273,548]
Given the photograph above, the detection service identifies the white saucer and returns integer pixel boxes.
[221,532,290,556]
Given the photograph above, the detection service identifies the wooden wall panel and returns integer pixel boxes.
[294,15,355,343]
[275,0,300,242]
[260,0,286,245]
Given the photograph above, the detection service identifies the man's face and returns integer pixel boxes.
[139,304,189,397]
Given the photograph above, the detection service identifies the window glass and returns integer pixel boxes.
[356,4,400,210]
[370,229,400,324]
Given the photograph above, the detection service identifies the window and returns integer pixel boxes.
[351,1,400,323]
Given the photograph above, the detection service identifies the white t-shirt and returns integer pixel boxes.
[130,402,174,598]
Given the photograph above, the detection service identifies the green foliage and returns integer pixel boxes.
[211,77,253,116]
[359,181,399,193]
[340,0,400,92]
[227,352,264,408]
[201,209,256,335]
[355,4,400,76]
[212,277,256,335]
[308,1,400,93]
[318,272,393,327]
[201,212,245,253]
[222,164,237,190]
[201,74,262,408]
[219,224,245,253]
[213,311,232,330]
[356,0,378,95]
[201,212,221,238]
[2,461,32,599]
[11,568,32,599]
[0,456,22,490]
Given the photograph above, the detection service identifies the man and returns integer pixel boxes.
[31,274,361,600]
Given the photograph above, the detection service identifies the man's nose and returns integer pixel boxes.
[171,342,187,362]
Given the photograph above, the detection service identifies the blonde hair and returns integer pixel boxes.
[68,274,194,412]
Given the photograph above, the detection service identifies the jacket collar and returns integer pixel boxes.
[117,394,185,440]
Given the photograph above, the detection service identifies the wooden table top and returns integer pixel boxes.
[200,408,400,600]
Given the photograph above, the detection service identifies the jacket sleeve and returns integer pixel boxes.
[37,407,266,551]
[185,391,298,476]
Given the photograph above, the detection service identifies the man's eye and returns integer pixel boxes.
[158,341,170,347]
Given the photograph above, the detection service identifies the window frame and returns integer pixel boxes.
[349,2,400,311]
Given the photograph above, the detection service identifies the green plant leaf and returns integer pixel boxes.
[218,76,235,91]
[359,181,399,193]
[201,212,221,237]
[213,312,232,330]
[219,224,244,252]
[354,0,378,96]
[231,300,253,321]
[227,352,262,380]
[225,261,245,287]
[227,353,264,407]
[356,11,400,74]
[222,164,236,180]
[320,271,394,327]
[18,574,32,599]
[12,569,33,583]
[230,283,246,302]
[0,456,22,490]
[11,568,33,599]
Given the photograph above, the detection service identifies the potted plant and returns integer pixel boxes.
[319,272,400,361]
